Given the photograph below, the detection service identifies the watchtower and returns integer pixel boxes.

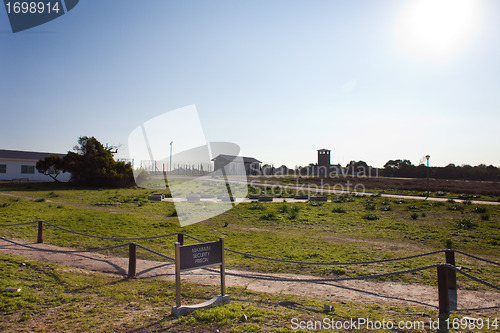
[317,149,331,176]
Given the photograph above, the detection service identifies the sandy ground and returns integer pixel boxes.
[1,238,498,314]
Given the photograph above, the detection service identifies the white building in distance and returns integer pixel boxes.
[0,149,71,182]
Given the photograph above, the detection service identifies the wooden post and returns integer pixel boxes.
[37,221,43,244]
[128,243,137,278]
[220,237,226,296]
[175,242,181,307]
[437,265,450,314]
[177,233,184,246]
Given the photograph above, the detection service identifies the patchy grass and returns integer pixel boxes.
[0,182,499,290]
[0,253,455,332]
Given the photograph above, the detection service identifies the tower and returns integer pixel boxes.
[317,149,331,176]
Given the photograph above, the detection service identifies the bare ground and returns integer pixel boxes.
[1,238,498,314]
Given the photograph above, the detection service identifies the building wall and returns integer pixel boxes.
[0,158,71,181]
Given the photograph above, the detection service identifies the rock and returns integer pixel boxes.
[5,288,21,292]
[239,314,248,322]
[324,304,333,312]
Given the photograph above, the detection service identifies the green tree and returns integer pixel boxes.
[36,155,64,182]
[63,136,134,187]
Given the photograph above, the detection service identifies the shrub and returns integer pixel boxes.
[410,213,419,220]
[380,206,392,211]
[456,218,476,229]
[249,202,264,210]
[362,214,379,221]
[471,206,487,214]
[481,213,490,221]
[364,203,376,210]
[332,208,346,214]
[260,212,277,220]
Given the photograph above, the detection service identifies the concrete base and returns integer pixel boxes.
[449,289,457,311]
[172,295,230,317]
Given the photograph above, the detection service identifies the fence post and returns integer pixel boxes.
[175,242,181,307]
[445,250,457,310]
[177,233,184,245]
[37,221,43,244]
[128,243,137,278]
[437,265,450,315]
[220,237,226,296]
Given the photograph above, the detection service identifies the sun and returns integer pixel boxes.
[396,0,481,62]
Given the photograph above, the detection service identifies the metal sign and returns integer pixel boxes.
[179,240,222,271]
[173,237,228,315]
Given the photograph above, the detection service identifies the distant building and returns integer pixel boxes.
[0,149,71,181]
[211,154,261,175]
[317,149,331,176]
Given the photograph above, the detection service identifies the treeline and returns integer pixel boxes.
[381,159,500,181]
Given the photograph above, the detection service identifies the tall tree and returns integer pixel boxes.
[63,136,134,187]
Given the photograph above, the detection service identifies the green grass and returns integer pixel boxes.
[0,182,499,289]
[0,253,461,332]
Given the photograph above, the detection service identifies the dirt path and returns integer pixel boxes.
[1,238,498,314]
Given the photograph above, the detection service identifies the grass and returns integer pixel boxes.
[0,182,499,288]
[0,253,470,332]
[0,181,499,331]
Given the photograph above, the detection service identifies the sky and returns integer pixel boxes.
[1,0,500,168]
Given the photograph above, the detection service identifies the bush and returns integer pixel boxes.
[471,206,487,214]
[362,214,379,221]
[364,203,376,210]
[332,208,346,214]
[481,213,490,221]
[410,213,419,220]
[260,212,277,220]
[456,218,476,229]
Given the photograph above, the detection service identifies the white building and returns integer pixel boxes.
[0,149,71,182]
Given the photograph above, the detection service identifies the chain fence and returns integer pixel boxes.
[1,220,499,293]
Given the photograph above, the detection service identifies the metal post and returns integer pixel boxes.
[437,265,450,314]
[445,250,457,290]
[445,250,457,311]
[175,242,181,307]
[220,237,226,296]
[128,243,137,278]
[425,155,430,199]
[177,233,184,246]
[169,141,173,173]
[37,221,43,243]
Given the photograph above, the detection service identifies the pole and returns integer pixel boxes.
[37,221,43,243]
[426,155,430,199]
[437,265,450,315]
[177,233,184,245]
[128,243,137,278]
[220,237,226,296]
[169,141,173,173]
[175,242,181,307]
[445,250,457,311]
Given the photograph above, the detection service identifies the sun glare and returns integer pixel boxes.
[396,0,481,62]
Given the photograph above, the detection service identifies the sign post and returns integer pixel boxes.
[172,237,230,317]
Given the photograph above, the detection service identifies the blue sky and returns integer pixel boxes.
[1,0,500,168]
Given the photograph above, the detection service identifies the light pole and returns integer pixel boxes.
[169,141,173,173]
[425,155,430,199]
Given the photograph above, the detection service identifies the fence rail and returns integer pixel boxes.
[1,220,499,315]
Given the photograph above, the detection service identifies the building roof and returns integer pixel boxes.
[0,149,66,161]
[211,154,261,164]
[317,148,331,152]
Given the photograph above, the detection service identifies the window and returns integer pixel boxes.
[21,165,35,174]
[0,164,6,173]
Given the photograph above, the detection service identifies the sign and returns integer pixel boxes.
[179,240,222,271]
